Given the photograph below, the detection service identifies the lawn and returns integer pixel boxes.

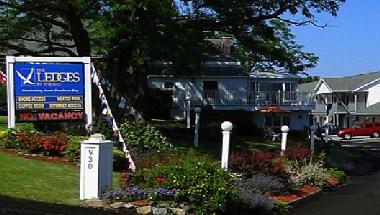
[0,151,81,205]
[0,150,120,206]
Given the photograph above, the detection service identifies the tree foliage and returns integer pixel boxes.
[0,0,345,106]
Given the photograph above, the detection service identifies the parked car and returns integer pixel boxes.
[315,124,340,138]
[337,123,380,140]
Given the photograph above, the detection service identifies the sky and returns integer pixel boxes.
[292,0,380,78]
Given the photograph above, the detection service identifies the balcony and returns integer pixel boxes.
[188,90,314,109]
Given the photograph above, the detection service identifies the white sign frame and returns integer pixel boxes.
[6,56,93,129]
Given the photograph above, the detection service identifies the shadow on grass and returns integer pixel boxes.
[0,194,123,215]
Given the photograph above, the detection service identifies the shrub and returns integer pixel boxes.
[63,135,87,162]
[120,120,172,151]
[92,114,116,141]
[232,173,288,195]
[132,150,230,214]
[113,147,129,171]
[326,169,347,184]
[239,191,273,210]
[5,128,68,155]
[285,144,312,162]
[287,159,329,187]
[229,150,286,176]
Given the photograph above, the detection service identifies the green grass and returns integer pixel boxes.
[0,151,120,205]
[0,115,7,130]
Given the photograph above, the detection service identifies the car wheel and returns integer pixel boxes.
[344,134,352,140]
[373,132,380,138]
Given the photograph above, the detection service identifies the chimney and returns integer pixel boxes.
[220,36,233,56]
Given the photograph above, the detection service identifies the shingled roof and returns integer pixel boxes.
[298,81,318,93]
[322,71,380,91]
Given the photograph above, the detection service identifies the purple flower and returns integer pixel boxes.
[154,188,176,197]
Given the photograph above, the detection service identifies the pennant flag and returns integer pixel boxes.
[91,63,136,171]
[0,71,7,85]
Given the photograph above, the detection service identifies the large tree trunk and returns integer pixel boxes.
[65,4,91,56]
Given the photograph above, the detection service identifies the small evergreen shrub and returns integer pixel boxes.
[120,120,172,151]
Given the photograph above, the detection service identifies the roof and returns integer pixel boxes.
[249,71,299,79]
[322,71,380,91]
[298,81,318,93]
[361,102,380,115]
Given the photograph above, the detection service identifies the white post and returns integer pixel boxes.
[80,133,113,200]
[194,107,201,147]
[310,125,315,152]
[185,95,191,128]
[324,124,329,144]
[280,125,289,155]
[221,121,233,171]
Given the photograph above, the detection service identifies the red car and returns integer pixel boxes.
[338,123,380,140]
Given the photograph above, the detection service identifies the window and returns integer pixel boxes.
[283,116,290,126]
[203,81,218,104]
[265,116,273,127]
[164,82,173,89]
[163,82,174,90]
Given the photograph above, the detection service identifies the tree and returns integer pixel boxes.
[0,0,345,111]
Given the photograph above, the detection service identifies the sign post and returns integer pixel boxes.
[6,56,92,129]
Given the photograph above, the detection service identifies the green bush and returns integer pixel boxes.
[5,124,39,150]
[120,120,172,151]
[287,159,329,187]
[132,150,230,214]
[63,135,87,162]
[92,115,116,141]
[113,147,129,170]
[327,169,347,184]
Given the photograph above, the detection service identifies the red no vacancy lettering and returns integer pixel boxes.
[18,111,85,121]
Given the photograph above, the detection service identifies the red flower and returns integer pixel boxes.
[154,176,166,184]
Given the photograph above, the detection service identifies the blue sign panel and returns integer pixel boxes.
[14,63,85,112]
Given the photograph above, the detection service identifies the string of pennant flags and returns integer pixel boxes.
[91,63,139,171]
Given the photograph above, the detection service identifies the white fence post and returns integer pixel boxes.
[324,124,330,143]
[194,107,201,147]
[310,125,315,152]
[221,121,233,171]
[280,125,289,155]
[185,95,191,128]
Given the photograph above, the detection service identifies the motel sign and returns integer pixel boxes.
[6,56,92,128]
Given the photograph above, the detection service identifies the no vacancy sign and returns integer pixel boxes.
[6,56,92,128]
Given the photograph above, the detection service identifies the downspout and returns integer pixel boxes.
[354,93,357,113]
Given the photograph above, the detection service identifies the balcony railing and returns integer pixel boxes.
[187,90,314,107]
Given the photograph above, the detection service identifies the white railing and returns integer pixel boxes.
[188,90,314,107]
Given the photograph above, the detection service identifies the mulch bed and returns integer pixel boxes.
[0,147,78,167]
[269,186,320,204]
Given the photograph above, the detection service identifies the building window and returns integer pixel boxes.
[163,82,174,90]
[283,116,290,126]
[203,81,218,103]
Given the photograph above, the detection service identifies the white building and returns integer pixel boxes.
[299,71,380,128]
[147,63,314,131]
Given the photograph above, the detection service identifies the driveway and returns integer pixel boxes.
[289,137,380,215]
[288,172,380,215]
